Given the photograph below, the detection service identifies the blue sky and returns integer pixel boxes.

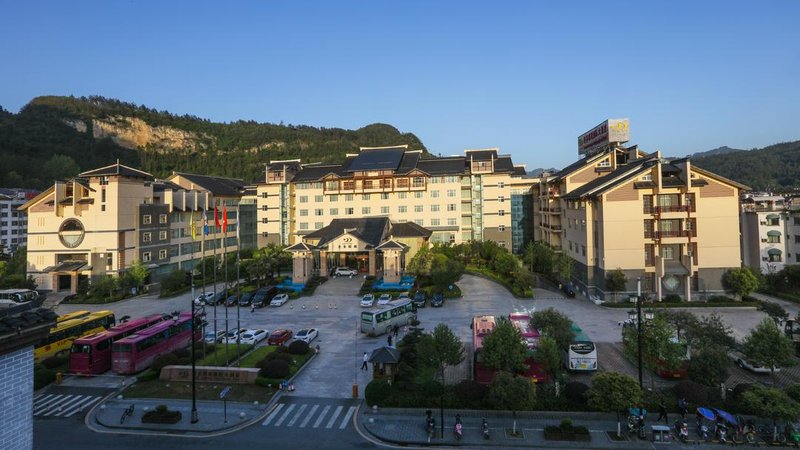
[1,1,798,169]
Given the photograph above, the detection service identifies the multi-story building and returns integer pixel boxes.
[534,120,747,301]
[740,195,791,273]
[253,146,535,255]
[0,188,38,254]
[19,163,245,293]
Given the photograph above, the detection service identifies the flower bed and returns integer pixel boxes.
[544,419,590,442]
[141,405,182,424]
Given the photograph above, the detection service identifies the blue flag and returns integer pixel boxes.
[203,210,209,236]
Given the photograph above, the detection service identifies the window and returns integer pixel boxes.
[159,249,167,260]
[381,206,389,214]
[413,191,421,199]
[343,181,354,190]
[143,232,152,242]
[498,241,506,247]
[431,218,440,226]
[498,196,505,203]
[414,205,423,212]
[299,209,308,216]
[569,241,573,251]
[261,205,268,211]
[398,206,407,213]
[431,190,440,198]
[261,218,268,224]
[362,207,371,214]
[448,218,457,226]
[315,209,323,216]
[314,195,323,203]
[159,214,167,224]
[645,244,655,266]
[299,223,309,230]
[363,181,374,190]
[641,173,652,181]
[101,188,106,203]
[447,204,456,212]
[412,177,425,188]
[330,208,339,216]
[381,193,389,200]
[431,205,440,212]
[261,192,268,198]
[345,208,354,215]
[413,219,423,226]
[315,222,323,229]
[767,232,781,243]
[143,252,152,262]
[498,210,505,216]
[330,195,338,202]
[795,217,800,226]
[498,181,505,188]
[795,235,800,244]
[498,225,505,232]
[447,189,456,197]
[345,194,353,201]
[159,230,167,240]
[581,245,586,256]
[661,245,675,260]
[363,194,371,201]
[299,196,308,203]
[143,215,152,224]
[398,192,407,199]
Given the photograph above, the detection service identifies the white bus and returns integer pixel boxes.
[360,300,416,337]
[0,289,39,307]
[566,323,597,371]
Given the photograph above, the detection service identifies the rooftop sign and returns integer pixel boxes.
[578,119,630,155]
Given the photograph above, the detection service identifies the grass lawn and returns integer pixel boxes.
[196,344,253,366]
[238,346,276,368]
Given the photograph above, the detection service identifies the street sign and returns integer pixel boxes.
[220,386,231,399]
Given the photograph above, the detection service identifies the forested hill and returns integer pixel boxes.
[691,140,800,191]
[0,96,427,189]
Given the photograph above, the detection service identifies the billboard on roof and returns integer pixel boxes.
[578,119,629,155]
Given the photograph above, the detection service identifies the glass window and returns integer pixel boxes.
[381,193,389,200]
[345,194,353,201]
[431,190,439,198]
[330,208,338,216]
[447,218,457,226]
[330,195,338,202]
[399,206,407,213]
[159,249,167,259]
[143,252,152,262]
[299,223,309,230]
[381,206,389,214]
[447,204,456,211]
[159,214,167,224]
[498,210,505,216]
[363,194,371,200]
[315,209,323,216]
[315,222,323,229]
[299,196,308,203]
[362,207,371,214]
[415,219,424,226]
[398,192,407,199]
[431,205,440,212]
[315,195,323,203]
[447,189,456,197]
[414,205,423,212]
[345,208,354,215]
[299,209,308,216]
[431,218,440,226]
[414,192,423,199]
[143,232,151,242]
[143,215,151,224]
[159,230,167,240]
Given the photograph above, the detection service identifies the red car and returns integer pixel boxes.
[268,329,293,346]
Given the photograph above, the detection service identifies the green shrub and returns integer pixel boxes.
[159,269,188,296]
[258,359,290,379]
[453,380,487,404]
[786,384,800,403]
[151,353,179,375]
[708,295,734,303]
[274,345,288,354]
[564,381,589,404]
[672,380,712,405]
[40,355,68,370]
[287,340,309,355]
[264,352,293,363]
[560,418,573,430]
[172,348,190,359]
[34,366,56,390]
[365,379,393,406]
[141,405,182,424]
[662,294,682,303]
[732,383,754,400]
[741,295,758,303]
[136,369,158,382]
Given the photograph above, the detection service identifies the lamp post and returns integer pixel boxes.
[190,291,199,423]
[627,278,644,389]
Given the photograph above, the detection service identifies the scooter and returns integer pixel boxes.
[674,420,689,443]
[482,418,490,440]
[425,410,435,442]
[454,414,463,440]
[697,422,710,441]
[716,423,728,444]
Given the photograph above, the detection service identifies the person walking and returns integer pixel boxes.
[387,334,393,347]
[393,325,399,337]
[361,352,368,370]
[678,397,688,420]
[656,398,668,424]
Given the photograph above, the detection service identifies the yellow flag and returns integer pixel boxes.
[190,212,197,241]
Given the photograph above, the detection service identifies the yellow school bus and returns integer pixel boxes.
[35,310,115,361]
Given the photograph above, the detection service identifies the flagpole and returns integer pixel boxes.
[236,203,241,367]
[212,201,218,367]
[202,207,207,360]
[223,204,229,367]
[189,210,198,424]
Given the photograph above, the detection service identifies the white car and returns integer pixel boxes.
[195,292,213,306]
[294,328,318,343]
[238,329,268,345]
[361,294,375,307]
[204,330,225,344]
[270,293,290,307]
[729,349,781,374]
[224,328,248,344]
[378,294,392,305]
[334,267,358,277]
[397,292,410,301]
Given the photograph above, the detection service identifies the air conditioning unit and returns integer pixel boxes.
[761,239,768,243]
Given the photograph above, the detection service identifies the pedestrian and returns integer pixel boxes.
[678,397,688,420]
[387,334,393,347]
[656,398,668,424]
[361,352,368,370]
[250,304,255,313]
[393,325,399,337]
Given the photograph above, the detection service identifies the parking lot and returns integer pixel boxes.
[52,274,797,397]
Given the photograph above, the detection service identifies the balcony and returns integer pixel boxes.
[645,205,692,214]
[646,230,695,239]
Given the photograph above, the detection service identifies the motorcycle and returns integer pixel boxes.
[454,414,463,441]
[482,417,490,440]
[627,407,647,439]
[715,422,728,444]
[673,420,689,443]
[425,410,435,441]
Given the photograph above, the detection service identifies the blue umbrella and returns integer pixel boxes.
[713,408,737,426]
[697,407,715,421]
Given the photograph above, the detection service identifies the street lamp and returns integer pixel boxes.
[628,278,644,389]
[190,293,199,423]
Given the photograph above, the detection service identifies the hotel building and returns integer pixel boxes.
[0,188,38,254]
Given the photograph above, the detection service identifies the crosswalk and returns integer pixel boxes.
[33,392,103,418]
[262,401,356,431]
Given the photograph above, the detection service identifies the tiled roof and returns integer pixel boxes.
[553,152,607,180]
[346,147,406,172]
[465,149,498,161]
[415,157,466,175]
[293,164,347,182]
[304,217,391,248]
[390,221,432,238]
[512,166,528,176]
[152,180,184,192]
[0,308,58,357]
[396,152,422,174]
[285,242,315,252]
[375,239,406,250]
[494,157,515,173]
[368,346,401,364]
[562,156,658,200]
[172,172,245,197]
[79,163,154,180]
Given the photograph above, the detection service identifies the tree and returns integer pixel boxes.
[524,241,553,274]
[42,154,80,182]
[552,252,573,281]
[687,347,730,387]
[487,371,536,434]
[417,324,465,384]
[531,308,575,349]
[758,301,789,323]
[586,372,641,437]
[742,317,796,378]
[532,336,563,381]
[429,253,463,290]
[126,260,149,293]
[722,267,760,299]
[685,313,735,351]
[622,315,685,372]
[660,310,697,341]
[605,269,627,302]
[492,251,517,277]
[480,317,528,374]
[740,385,800,441]
[406,243,433,277]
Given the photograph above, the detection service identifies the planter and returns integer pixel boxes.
[141,407,182,424]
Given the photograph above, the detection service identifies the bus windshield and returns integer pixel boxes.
[361,312,374,322]
[569,342,595,354]
[71,343,91,354]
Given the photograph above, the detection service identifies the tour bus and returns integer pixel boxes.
[654,337,690,379]
[508,313,549,383]
[69,314,166,374]
[0,289,40,306]
[360,300,416,337]
[34,310,116,361]
[111,312,200,374]
[565,323,598,371]
[473,315,548,384]
[57,310,91,324]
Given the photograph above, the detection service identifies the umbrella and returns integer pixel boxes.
[697,407,715,421]
[713,408,737,426]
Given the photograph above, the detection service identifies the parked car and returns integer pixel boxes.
[206,290,228,305]
[430,293,444,307]
[270,293,290,307]
[378,294,392,305]
[562,282,576,298]
[238,292,254,307]
[398,292,410,301]
[252,287,277,308]
[361,294,375,308]
[224,327,248,344]
[204,330,226,344]
[334,267,358,277]
[268,329,294,345]
[224,294,239,307]
[294,328,318,343]
[195,292,214,306]
[729,349,780,374]
[412,291,426,308]
[239,329,268,345]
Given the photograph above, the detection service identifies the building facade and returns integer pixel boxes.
[253,146,535,254]
[534,122,747,302]
[0,188,38,255]
[20,163,246,293]
[741,195,791,273]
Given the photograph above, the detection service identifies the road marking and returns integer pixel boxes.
[33,395,74,415]
[286,404,307,427]
[262,403,285,426]
[61,396,102,417]
[34,394,57,408]
[42,395,85,417]
[299,404,319,428]
[313,405,330,428]
[273,404,296,427]
[325,405,343,429]
[339,406,355,429]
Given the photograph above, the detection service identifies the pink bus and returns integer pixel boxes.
[111,312,200,375]
[509,313,540,350]
[69,314,165,375]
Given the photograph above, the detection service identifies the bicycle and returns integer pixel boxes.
[119,404,135,424]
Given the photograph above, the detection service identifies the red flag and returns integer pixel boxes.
[223,206,228,232]
[214,206,221,228]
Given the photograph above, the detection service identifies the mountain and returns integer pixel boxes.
[691,140,800,191]
[526,167,557,177]
[0,96,427,189]
[689,146,745,159]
